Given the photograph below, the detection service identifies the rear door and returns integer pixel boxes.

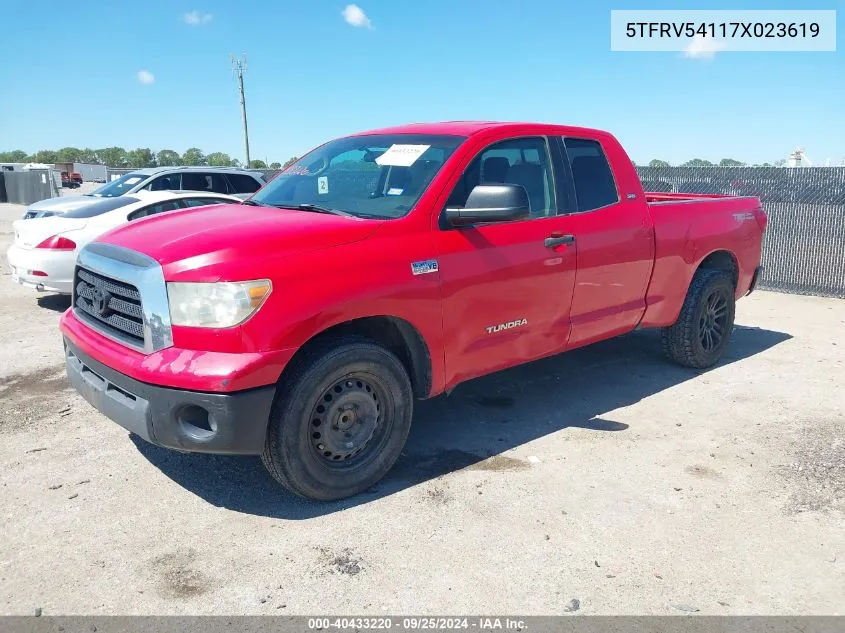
[553,136,654,348]
[434,136,577,387]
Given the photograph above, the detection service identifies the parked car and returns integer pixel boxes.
[60,171,83,188]
[60,121,767,501]
[20,167,266,219]
[7,190,241,294]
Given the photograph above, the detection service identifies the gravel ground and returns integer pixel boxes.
[0,199,843,615]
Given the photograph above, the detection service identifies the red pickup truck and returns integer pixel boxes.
[60,121,766,500]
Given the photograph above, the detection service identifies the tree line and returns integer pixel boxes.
[645,158,787,168]
[1,147,786,170]
[0,147,299,171]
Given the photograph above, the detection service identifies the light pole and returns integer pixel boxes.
[231,54,251,167]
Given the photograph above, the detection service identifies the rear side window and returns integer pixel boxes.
[563,138,618,211]
[181,172,229,193]
[182,197,230,207]
[225,173,262,194]
[128,200,183,221]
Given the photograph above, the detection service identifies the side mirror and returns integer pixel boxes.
[445,184,530,227]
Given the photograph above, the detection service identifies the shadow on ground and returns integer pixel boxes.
[37,294,72,313]
[133,325,791,518]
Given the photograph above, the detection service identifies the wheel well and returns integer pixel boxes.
[697,250,738,288]
[289,316,432,399]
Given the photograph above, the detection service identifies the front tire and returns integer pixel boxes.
[661,268,736,369]
[261,337,413,501]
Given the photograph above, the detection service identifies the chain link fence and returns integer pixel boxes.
[637,166,845,298]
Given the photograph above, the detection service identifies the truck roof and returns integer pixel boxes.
[350,120,610,138]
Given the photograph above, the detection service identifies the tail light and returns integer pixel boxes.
[753,207,768,232]
[35,235,77,250]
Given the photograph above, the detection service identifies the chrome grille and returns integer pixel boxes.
[74,267,144,344]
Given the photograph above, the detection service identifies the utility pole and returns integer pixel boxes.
[231,54,251,167]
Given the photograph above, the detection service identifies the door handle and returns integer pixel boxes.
[544,234,575,248]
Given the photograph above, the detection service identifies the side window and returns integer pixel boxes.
[181,172,228,193]
[128,200,183,221]
[182,197,229,208]
[225,173,262,194]
[445,137,557,218]
[563,137,618,211]
[146,173,182,191]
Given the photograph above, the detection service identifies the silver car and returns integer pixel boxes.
[22,166,266,219]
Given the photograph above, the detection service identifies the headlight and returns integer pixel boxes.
[167,280,272,328]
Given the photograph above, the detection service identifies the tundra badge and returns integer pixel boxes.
[486,319,528,334]
[411,260,439,275]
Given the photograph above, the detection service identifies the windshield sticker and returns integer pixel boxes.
[375,144,431,167]
[387,188,404,196]
[283,165,310,176]
[317,176,329,194]
[124,177,142,185]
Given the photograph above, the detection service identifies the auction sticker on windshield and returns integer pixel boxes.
[376,144,431,167]
[317,176,329,194]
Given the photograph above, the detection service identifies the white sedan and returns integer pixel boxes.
[7,190,241,295]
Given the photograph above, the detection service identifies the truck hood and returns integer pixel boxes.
[97,203,382,275]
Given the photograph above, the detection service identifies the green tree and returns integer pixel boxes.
[269,162,281,169]
[55,147,82,163]
[96,147,127,167]
[0,150,29,162]
[206,152,233,167]
[230,158,242,168]
[181,147,206,166]
[248,159,267,169]
[648,159,670,168]
[33,150,58,163]
[126,148,155,168]
[719,158,746,167]
[282,156,299,168]
[681,158,714,167]
[78,148,98,163]
[156,149,181,166]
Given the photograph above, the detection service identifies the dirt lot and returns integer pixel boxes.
[0,199,843,616]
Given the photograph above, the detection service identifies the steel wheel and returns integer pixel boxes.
[699,287,730,353]
[308,373,387,467]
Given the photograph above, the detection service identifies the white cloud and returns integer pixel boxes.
[183,10,213,25]
[136,70,155,84]
[342,4,372,29]
[683,34,724,59]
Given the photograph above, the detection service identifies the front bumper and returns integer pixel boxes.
[64,338,276,454]
[6,245,74,294]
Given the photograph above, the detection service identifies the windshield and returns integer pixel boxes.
[89,172,146,198]
[250,134,465,218]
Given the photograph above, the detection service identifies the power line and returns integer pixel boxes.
[231,54,251,167]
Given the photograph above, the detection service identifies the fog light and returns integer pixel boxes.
[175,404,215,439]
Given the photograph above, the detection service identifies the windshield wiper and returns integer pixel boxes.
[288,203,355,217]
[240,199,266,206]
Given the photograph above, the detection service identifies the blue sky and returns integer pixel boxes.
[0,0,842,165]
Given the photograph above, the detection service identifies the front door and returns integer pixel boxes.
[434,136,577,387]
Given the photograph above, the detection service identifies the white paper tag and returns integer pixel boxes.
[387,188,404,196]
[375,144,430,167]
[124,177,142,185]
[317,176,329,194]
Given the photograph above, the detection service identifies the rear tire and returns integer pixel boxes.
[261,336,413,501]
[661,268,736,369]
